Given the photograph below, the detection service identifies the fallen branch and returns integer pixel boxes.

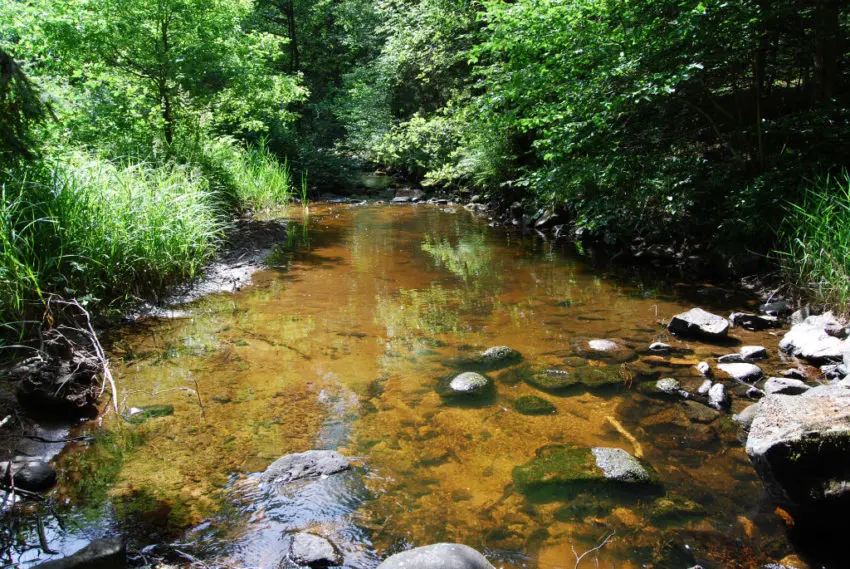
[571,531,615,569]
[605,415,643,458]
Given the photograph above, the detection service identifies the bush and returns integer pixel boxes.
[778,171,850,312]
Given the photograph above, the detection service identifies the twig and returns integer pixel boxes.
[35,510,57,554]
[571,532,615,569]
[605,416,643,458]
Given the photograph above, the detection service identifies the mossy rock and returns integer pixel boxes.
[573,365,623,388]
[571,338,637,364]
[525,369,577,391]
[514,395,556,415]
[649,494,707,522]
[497,364,533,386]
[512,444,659,500]
[554,494,615,521]
[445,346,522,371]
[126,404,174,424]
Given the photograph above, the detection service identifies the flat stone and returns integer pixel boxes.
[262,450,350,485]
[740,346,768,360]
[745,383,850,515]
[682,400,720,423]
[730,312,780,330]
[764,377,810,395]
[667,308,730,339]
[718,354,746,364]
[376,544,495,569]
[34,538,125,569]
[391,196,411,203]
[718,363,763,382]
[290,532,342,567]
[656,378,682,395]
[571,338,635,363]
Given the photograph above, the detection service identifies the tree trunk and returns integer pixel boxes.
[814,0,841,102]
[286,0,299,73]
[159,7,174,144]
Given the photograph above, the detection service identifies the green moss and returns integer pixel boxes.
[512,444,601,493]
[649,494,706,522]
[514,395,556,415]
[573,365,623,388]
[525,369,577,391]
[497,364,533,385]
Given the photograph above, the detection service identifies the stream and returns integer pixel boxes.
[10,203,797,568]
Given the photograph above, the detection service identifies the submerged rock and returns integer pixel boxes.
[745,383,850,517]
[0,457,57,491]
[513,444,657,494]
[667,308,730,339]
[262,450,350,485]
[571,338,636,363]
[513,395,556,415]
[34,538,125,569]
[376,543,495,569]
[717,363,763,383]
[649,494,706,521]
[682,400,720,424]
[447,346,521,370]
[439,372,493,398]
[289,532,342,567]
[125,404,174,424]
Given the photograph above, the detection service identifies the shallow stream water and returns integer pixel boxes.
[14,204,799,568]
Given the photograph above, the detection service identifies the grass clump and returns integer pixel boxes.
[778,171,850,312]
[0,152,222,323]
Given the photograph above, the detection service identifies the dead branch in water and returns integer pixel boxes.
[571,531,615,569]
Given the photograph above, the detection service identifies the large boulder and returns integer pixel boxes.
[779,312,850,363]
[745,383,850,516]
[667,308,730,339]
[289,532,342,567]
[376,544,494,569]
[34,538,125,569]
[1,457,57,491]
[262,450,350,485]
[513,444,657,496]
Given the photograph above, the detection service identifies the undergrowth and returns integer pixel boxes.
[778,170,850,313]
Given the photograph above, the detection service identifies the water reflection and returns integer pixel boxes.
[11,204,797,569]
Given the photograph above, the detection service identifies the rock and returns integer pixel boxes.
[289,533,342,567]
[696,362,712,376]
[649,494,706,521]
[781,368,807,380]
[667,308,730,339]
[763,377,810,395]
[740,345,768,360]
[0,457,57,491]
[649,342,672,353]
[526,367,621,391]
[656,378,683,396]
[525,369,574,391]
[513,444,657,494]
[718,354,746,364]
[717,363,763,382]
[440,372,493,398]
[513,395,556,415]
[262,450,350,485]
[746,387,765,399]
[820,363,847,381]
[729,312,780,330]
[779,312,850,363]
[34,538,125,569]
[697,380,712,395]
[733,402,761,430]
[745,383,850,516]
[591,447,656,483]
[571,338,635,363]
[681,400,720,424]
[391,196,411,203]
[125,404,174,424]
[707,383,728,410]
[760,300,790,317]
[479,346,521,365]
[375,544,495,569]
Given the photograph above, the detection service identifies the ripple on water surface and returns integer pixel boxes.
[26,205,794,569]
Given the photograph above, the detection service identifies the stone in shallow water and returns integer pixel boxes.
[0,457,56,491]
[376,543,495,569]
[763,377,810,396]
[649,342,672,353]
[289,532,342,567]
[262,450,350,485]
[33,538,125,569]
[656,378,682,395]
[512,444,657,494]
[513,395,556,415]
[708,383,728,410]
[740,345,768,360]
[525,369,574,391]
[682,400,720,424]
[442,372,492,396]
[667,307,730,339]
[718,362,763,382]
[480,345,521,363]
[572,338,636,363]
[649,494,706,521]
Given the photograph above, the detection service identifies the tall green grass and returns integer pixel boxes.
[174,136,292,212]
[778,170,850,312]
[0,153,222,324]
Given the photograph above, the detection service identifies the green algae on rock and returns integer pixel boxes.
[513,395,556,415]
[125,404,175,424]
[649,494,707,522]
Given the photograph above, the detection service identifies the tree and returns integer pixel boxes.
[0,47,51,161]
